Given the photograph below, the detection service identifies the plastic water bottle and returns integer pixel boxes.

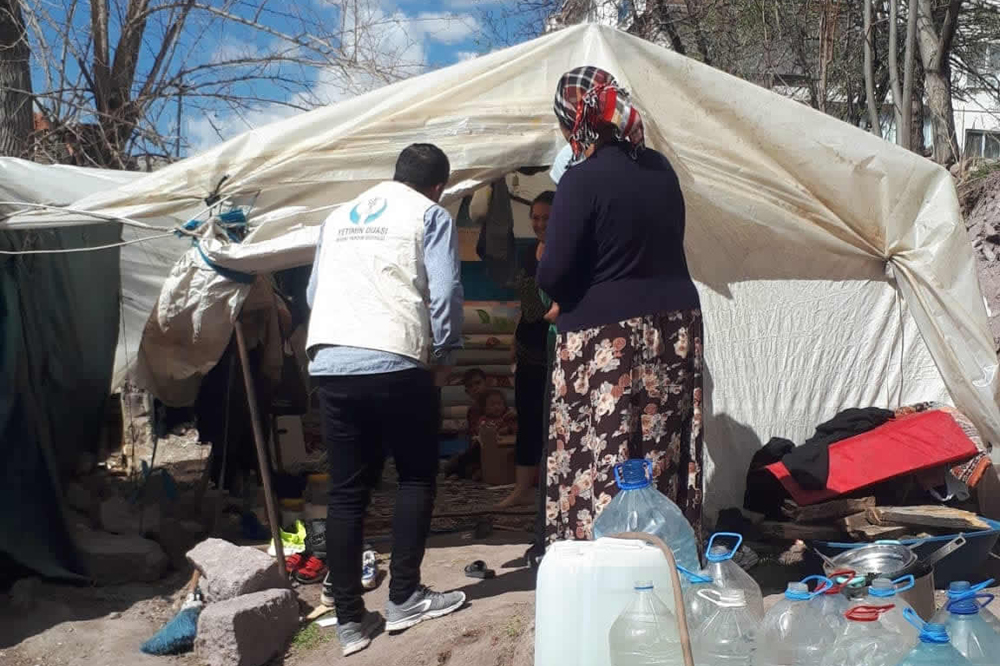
[693,588,759,666]
[854,576,919,643]
[593,459,700,572]
[703,533,765,620]
[817,570,863,633]
[678,565,716,633]
[932,581,1000,634]
[941,593,1000,665]
[752,576,834,666]
[895,609,973,666]
[608,581,683,666]
[821,604,915,666]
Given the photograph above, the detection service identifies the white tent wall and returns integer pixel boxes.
[3,25,997,519]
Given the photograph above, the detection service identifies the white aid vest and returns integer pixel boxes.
[306,181,434,363]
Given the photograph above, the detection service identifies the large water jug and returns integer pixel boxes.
[821,604,915,666]
[704,533,765,620]
[895,610,973,666]
[593,460,700,572]
[693,588,759,666]
[752,576,834,666]
[941,593,1000,665]
[932,581,1000,634]
[608,581,683,666]
[854,576,920,643]
[817,570,863,633]
[679,565,716,633]
[535,538,679,666]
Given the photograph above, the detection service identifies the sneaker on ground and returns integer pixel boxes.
[385,586,466,632]
[362,550,379,590]
[336,611,383,657]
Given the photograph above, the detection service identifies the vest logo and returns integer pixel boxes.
[350,197,388,225]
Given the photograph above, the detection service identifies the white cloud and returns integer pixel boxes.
[184,1,481,152]
[455,50,479,62]
[414,12,482,44]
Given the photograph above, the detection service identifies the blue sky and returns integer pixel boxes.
[26,0,542,156]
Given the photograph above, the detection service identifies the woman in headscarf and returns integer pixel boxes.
[537,66,704,543]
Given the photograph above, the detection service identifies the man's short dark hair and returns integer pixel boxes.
[394,144,450,192]
[462,368,487,384]
[532,191,556,208]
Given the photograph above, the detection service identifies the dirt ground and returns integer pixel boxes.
[0,531,536,666]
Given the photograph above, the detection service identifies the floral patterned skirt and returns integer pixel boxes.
[544,309,704,544]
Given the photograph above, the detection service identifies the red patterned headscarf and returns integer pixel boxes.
[553,66,645,164]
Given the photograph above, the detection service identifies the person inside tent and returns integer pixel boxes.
[498,191,556,508]
[306,143,466,656]
[537,66,705,543]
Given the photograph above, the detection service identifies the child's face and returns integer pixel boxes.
[464,376,486,398]
[484,394,506,418]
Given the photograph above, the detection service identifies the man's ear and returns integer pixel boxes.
[431,182,447,203]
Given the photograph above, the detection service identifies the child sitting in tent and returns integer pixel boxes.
[475,389,518,438]
[442,369,489,480]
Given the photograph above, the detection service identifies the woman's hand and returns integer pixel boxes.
[544,302,560,323]
[536,241,545,262]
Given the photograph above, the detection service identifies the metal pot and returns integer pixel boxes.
[822,535,967,619]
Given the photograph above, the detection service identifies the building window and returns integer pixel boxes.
[965,130,1000,160]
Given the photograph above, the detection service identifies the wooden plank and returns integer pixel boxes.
[866,506,989,532]
[782,497,877,524]
[849,524,910,541]
[758,521,846,541]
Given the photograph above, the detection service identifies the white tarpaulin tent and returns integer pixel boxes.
[4,24,998,517]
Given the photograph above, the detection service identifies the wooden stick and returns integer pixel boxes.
[611,532,695,666]
[234,319,287,579]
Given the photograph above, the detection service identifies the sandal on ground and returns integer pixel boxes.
[464,560,495,579]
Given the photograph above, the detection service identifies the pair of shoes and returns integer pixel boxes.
[294,556,328,584]
[362,550,379,590]
[337,611,383,657]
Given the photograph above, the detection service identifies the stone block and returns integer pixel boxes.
[195,589,299,666]
[65,482,94,514]
[73,525,169,585]
[99,497,161,536]
[186,538,287,603]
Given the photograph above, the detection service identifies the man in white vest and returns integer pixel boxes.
[306,144,465,656]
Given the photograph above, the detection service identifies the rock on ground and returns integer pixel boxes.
[187,538,287,602]
[73,525,169,585]
[99,497,162,536]
[195,588,299,666]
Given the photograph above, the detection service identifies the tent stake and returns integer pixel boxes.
[234,318,287,578]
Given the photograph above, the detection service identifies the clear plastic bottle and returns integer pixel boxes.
[608,580,683,666]
[821,604,915,666]
[693,588,760,666]
[704,533,765,620]
[817,570,862,633]
[752,576,834,666]
[941,593,1000,666]
[853,576,919,644]
[678,565,716,633]
[895,610,973,666]
[593,459,700,572]
[932,581,1000,634]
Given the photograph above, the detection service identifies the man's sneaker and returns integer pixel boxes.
[321,571,336,607]
[362,550,379,590]
[385,586,466,632]
[336,611,382,657]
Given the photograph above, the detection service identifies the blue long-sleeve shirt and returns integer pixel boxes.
[306,204,464,375]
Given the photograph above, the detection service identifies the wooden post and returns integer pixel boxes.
[234,319,286,578]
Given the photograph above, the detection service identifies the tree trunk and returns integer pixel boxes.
[0,0,33,157]
[916,0,962,166]
[889,0,904,137]
[864,0,881,135]
[900,0,918,150]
